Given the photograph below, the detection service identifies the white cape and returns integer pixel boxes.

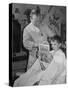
[14,57,66,86]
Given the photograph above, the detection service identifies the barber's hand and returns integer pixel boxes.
[34,43,39,48]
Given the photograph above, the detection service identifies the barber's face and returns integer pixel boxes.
[32,14,40,22]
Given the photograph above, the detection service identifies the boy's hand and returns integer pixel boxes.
[40,51,53,63]
[46,52,53,63]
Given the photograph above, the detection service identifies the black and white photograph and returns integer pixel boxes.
[9,3,66,87]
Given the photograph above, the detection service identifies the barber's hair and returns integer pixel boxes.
[30,6,40,18]
[51,35,62,44]
[35,6,40,16]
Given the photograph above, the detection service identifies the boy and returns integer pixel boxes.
[39,35,66,85]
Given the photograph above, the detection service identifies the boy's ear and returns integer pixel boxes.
[59,43,61,47]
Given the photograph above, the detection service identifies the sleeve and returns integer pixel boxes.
[23,28,35,50]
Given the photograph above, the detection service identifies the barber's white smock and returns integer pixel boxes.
[23,22,47,69]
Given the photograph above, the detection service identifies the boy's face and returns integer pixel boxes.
[51,40,61,51]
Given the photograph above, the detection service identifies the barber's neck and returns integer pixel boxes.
[31,20,37,26]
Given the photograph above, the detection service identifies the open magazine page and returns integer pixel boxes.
[39,44,50,53]
[38,44,50,69]
[38,43,53,68]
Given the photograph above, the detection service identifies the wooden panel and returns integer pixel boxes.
[12,60,27,71]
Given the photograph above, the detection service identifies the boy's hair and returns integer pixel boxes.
[51,35,62,44]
